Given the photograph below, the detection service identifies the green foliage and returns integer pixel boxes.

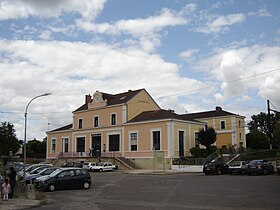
[0,122,20,156]
[26,138,46,158]
[247,112,280,148]
[197,127,217,148]
[246,130,270,149]
[190,145,217,158]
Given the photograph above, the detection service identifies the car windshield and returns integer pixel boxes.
[50,169,62,177]
[97,162,104,166]
[249,160,262,166]
[229,162,241,166]
[39,168,56,175]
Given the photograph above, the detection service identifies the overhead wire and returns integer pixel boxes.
[155,67,280,99]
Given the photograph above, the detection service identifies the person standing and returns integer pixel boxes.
[2,179,11,201]
[8,167,16,198]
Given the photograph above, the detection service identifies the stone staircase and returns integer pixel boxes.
[115,157,141,170]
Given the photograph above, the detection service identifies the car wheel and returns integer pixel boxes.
[229,171,232,175]
[48,184,55,192]
[204,172,210,175]
[217,169,222,175]
[100,168,103,172]
[241,170,245,175]
[83,182,90,189]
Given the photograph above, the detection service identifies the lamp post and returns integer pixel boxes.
[23,93,51,181]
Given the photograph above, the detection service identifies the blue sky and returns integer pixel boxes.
[0,0,279,140]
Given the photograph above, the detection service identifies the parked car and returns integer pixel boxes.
[228,161,247,175]
[276,160,280,175]
[25,167,58,184]
[18,164,52,179]
[83,162,97,171]
[61,162,83,168]
[29,165,52,175]
[90,162,116,172]
[246,160,274,175]
[35,168,91,191]
[203,157,229,175]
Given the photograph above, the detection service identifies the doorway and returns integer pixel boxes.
[91,134,101,158]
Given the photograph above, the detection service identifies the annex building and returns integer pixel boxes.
[46,89,246,169]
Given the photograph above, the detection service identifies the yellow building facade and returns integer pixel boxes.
[46,89,246,169]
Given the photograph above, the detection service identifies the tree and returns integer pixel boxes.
[26,138,46,158]
[197,127,217,149]
[247,112,280,148]
[0,122,20,156]
[246,130,270,149]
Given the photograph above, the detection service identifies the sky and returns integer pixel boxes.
[0,0,280,141]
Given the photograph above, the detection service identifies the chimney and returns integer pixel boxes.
[215,106,222,112]
[85,94,92,104]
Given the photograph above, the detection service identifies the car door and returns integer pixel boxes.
[55,169,76,190]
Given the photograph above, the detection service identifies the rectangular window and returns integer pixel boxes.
[63,138,69,153]
[78,118,83,129]
[220,121,225,130]
[239,133,242,141]
[51,139,56,153]
[238,120,241,127]
[109,134,120,151]
[94,116,99,127]
[111,113,116,125]
[195,132,199,148]
[179,130,184,157]
[130,132,138,151]
[152,131,160,150]
[76,137,85,153]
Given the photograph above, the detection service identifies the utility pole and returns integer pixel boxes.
[267,100,273,150]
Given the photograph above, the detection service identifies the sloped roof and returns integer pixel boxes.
[180,107,242,120]
[50,123,73,132]
[128,109,202,124]
[74,89,144,112]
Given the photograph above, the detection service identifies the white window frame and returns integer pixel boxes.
[107,131,121,151]
[129,131,138,152]
[93,115,99,128]
[51,138,56,153]
[220,120,226,130]
[194,131,199,147]
[111,113,117,126]
[62,137,69,153]
[78,118,83,129]
[150,128,162,151]
[178,129,185,154]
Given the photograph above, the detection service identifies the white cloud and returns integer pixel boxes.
[0,0,107,20]
[248,8,271,17]
[197,13,246,34]
[195,44,280,106]
[179,49,199,61]
[76,7,187,36]
[0,39,206,139]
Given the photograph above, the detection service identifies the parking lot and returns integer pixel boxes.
[27,171,280,210]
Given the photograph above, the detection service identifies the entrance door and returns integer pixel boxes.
[179,131,184,157]
[91,134,101,158]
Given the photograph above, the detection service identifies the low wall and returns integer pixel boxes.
[171,165,203,173]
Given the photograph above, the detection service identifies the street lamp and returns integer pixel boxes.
[23,93,51,181]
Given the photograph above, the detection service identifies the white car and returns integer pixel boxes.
[83,162,97,171]
[90,162,116,172]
